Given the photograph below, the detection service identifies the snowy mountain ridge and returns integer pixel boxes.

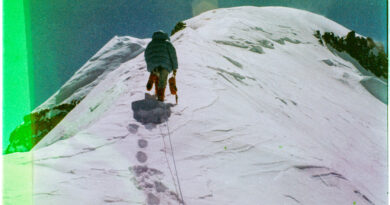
[35,35,150,111]
[4,6,387,205]
[4,36,150,153]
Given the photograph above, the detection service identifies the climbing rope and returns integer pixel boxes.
[158,118,185,205]
[159,125,180,196]
[165,119,185,205]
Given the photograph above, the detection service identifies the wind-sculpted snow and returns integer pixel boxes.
[4,6,387,205]
[360,77,388,104]
[5,36,149,154]
[36,36,149,111]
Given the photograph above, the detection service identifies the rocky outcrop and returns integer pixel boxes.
[5,99,81,154]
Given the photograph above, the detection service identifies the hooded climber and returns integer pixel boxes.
[144,30,178,102]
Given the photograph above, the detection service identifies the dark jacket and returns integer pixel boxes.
[144,30,178,73]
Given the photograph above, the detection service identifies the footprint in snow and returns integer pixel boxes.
[127,123,139,134]
[131,165,163,177]
[138,139,148,148]
[136,151,148,163]
[129,166,181,204]
[147,193,160,205]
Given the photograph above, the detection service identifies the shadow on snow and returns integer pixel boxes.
[131,93,174,125]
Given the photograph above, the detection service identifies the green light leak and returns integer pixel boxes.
[3,0,34,204]
[3,0,34,150]
[192,0,218,16]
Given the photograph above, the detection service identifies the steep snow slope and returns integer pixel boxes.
[4,6,387,205]
[35,35,149,111]
[5,36,150,153]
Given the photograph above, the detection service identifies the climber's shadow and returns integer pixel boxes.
[131,93,174,125]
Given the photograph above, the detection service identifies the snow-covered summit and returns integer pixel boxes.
[186,6,350,41]
[4,6,387,205]
[35,35,150,111]
[5,36,151,154]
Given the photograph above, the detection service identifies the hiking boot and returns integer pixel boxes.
[157,87,166,102]
[146,74,158,91]
[168,77,177,95]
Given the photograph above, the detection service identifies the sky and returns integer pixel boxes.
[29,0,387,108]
[2,0,388,149]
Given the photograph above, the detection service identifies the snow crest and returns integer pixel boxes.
[35,36,149,111]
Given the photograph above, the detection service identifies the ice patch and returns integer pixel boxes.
[360,77,388,104]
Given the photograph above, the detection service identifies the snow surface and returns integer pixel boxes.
[4,6,387,205]
[34,36,150,111]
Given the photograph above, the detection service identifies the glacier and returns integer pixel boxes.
[4,6,387,205]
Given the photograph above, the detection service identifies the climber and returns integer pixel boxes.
[144,30,178,102]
